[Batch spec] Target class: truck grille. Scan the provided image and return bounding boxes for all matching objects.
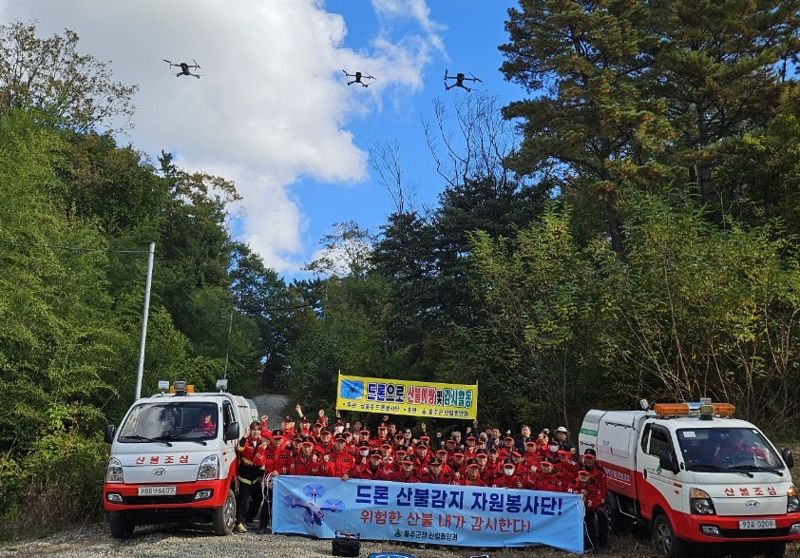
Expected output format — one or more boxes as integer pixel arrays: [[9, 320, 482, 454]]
[[122, 495, 197, 505], [717, 527, 790, 539]]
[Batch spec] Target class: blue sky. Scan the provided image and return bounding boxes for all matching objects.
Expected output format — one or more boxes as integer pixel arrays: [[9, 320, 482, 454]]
[[299, 0, 522, 271], [0, 0, 525, 277]]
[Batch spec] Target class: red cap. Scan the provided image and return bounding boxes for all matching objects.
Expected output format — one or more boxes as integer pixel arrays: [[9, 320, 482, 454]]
[[360, 428, 370, 435]]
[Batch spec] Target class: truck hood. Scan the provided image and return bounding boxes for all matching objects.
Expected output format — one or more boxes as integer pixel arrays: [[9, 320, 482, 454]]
[[111, 442, 223, 484], [686, 471, 792, 516]]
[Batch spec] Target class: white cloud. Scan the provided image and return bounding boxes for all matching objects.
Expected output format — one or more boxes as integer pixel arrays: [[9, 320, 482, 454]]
[[0, 0, 444, 272]]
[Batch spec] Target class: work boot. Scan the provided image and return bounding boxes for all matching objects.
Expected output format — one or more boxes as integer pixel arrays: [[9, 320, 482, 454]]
[[235, 522, 247, 533]]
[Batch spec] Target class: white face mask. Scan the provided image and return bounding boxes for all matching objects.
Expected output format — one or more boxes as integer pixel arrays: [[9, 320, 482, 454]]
[[549, 444, 559, 453], [334, 426, 344, 434], [359, 450, 369, 457], [504, 468, 514, 477]]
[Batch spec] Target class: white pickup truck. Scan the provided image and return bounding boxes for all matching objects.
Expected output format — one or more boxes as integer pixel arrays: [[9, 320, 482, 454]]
[[102, 380, 257, 538], [578, 401, 799, 558]]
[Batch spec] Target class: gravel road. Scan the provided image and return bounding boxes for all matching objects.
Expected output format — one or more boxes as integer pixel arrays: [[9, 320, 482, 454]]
[[2, 522, 798, 557], [0, 522, 651, 558]]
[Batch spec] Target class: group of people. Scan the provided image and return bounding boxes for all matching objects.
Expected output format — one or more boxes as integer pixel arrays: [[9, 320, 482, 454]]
[[234, 407, 609, 550]]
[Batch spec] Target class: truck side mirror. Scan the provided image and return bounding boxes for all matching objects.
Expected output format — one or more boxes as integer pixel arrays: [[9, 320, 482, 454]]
[[225, 422, 239, 442], [104, 424, 116, 444], [782, 447, 794, 469], [659, 451, 679, 474]]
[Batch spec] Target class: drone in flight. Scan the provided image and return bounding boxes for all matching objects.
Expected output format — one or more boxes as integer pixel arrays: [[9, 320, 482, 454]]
[[164, 59, 202, 79], [444, 70, 482, 92], [342, 70, 375, 88]]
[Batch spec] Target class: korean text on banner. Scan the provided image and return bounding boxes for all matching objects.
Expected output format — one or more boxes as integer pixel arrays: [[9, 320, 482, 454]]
[[336, 374, 478, 420], [272, 475, 584, 554]]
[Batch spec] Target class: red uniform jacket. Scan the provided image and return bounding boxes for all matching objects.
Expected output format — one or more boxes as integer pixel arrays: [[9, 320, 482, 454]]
[[529, 471, 566, 492], [418, 467, 454, 485], [456, 475, 486, 487], [326, 450, 358, 477], [351, 463, 384, 480], [383, 469, 419, 483], [493, 473, 525, 489]]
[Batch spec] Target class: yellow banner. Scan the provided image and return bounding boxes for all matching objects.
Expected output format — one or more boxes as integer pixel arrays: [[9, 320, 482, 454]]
[[336, 374, 478, 419]]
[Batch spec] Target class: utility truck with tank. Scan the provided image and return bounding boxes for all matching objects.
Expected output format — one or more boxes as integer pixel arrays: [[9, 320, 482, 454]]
[[102, 380, 258, 538], [579, 400, 799, 558]]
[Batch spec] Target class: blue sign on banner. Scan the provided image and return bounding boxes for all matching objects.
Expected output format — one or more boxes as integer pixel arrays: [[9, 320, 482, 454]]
[[272, 476, 584, 554]]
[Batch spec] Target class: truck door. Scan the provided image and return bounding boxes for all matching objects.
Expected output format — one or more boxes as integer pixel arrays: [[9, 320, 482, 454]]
[[638, 423, 683, 519], [222, 402, 237, 475]]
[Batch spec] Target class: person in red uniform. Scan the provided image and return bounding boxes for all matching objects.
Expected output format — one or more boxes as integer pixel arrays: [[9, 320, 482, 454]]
[[315, 429, 335, 456], [195, 409, 218, 437], [464, 436, 478, 458], [281, 416, 296, 441], [287, 439, 324, 476], [350, 449, 385, 480], [260, 430, 286, 475], [392, 433, 406, 450], [556, 449, 578, 480], [493, 461, 524, 489], [342, 430, 356, 452], [449, 451, 466, 477], [327, 435, 358, 478], [475, 451, 495, 485], [457, 459, 485, 487], [385, 455, 419, 483], [419, 457, 453, 484], [531, 460, 565, 492], [412, 442, 431, 468], [380, 443, 394, 460], [580, 449, 606, 492], [358, 428, 378, 449], [332, 420, 346, 436], [235, 422, 263, 532], [380, 454, 399, 477], [524, 441, 542, 469], [569, 469, 609, 550], [498, 436, 516, 461], [376, 424, 390, 445], [298, 417, 312, 438]]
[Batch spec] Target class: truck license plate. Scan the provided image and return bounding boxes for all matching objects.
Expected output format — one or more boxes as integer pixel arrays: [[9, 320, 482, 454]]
[[138, 486, 176, 496], [738, 519, 776, 530]]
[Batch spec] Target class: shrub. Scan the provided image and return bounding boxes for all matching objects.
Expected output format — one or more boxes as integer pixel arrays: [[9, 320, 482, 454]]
[[1, 433, 108, 537]]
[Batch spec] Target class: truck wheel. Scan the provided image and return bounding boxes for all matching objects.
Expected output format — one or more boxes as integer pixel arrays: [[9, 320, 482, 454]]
[[109, 511, 136, 539], [764, 542, 786, 558], [212, 488, 236, 536], [652, 514, 689, 558]]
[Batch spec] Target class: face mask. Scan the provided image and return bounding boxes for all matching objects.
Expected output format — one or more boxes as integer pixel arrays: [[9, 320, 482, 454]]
[[359, 450, 369, 457], [504, 468, 514, 477], [549, 444, 559, 453], [334, 426, 344, 434]]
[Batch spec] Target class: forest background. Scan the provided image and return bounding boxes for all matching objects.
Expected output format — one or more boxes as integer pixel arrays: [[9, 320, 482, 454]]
[[3, 0, 800, 534]]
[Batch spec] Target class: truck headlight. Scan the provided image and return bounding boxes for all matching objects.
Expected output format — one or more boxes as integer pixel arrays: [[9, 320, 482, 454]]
[[197, 455, 219, 480], [105, 457, 124, 483], [690, 487, 716, 515], [788, 486, 800, 513]]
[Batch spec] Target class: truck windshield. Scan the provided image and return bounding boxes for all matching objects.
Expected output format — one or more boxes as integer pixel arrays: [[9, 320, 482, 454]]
[[118, 401, 219, 443], [676, 428, 784, 473]]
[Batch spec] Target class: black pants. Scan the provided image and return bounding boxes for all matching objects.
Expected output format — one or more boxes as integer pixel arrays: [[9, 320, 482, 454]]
[[585, 507, 609, 549], [236, 478, 262, 523], [258, 485, 273, 527], [246, 482, 264, 522]]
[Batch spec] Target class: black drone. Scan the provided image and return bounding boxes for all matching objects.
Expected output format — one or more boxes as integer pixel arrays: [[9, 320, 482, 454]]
[[164, 59, 202, 79], [342, 70, 375, 88], [444, 69, 481, 92]]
